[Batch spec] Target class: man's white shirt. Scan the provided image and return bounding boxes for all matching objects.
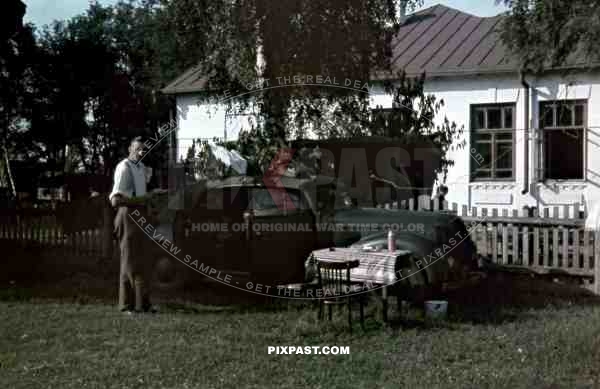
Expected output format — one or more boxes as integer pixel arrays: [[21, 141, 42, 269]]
[[109, 158, 148, 201]]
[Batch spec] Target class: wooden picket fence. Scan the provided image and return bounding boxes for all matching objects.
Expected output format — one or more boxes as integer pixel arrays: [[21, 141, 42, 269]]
[[0, 224, 117, 258], [0, 208, 117, 260], [382, 195, 600, 294], [3, 195, 600, 294]]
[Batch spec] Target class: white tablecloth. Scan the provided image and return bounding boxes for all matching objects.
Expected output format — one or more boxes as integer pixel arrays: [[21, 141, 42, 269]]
[[310, 247, 412, 285]]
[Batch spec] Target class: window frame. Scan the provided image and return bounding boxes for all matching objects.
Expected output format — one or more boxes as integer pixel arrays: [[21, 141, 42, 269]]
[[469, 103, 517, 182], [537, 99, 587, 182]]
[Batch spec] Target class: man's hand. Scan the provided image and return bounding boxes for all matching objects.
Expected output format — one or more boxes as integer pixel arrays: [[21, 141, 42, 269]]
[[127, 196, 148, 206], [111, 194, 148, 208], [110, 195, 122, 208]]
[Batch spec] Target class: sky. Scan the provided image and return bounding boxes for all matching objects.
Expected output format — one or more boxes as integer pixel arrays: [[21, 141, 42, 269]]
[[23, 0, 509, 28]]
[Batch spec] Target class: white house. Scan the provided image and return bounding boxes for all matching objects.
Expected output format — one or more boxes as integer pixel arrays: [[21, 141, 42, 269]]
[[162, 4, 599, 216]]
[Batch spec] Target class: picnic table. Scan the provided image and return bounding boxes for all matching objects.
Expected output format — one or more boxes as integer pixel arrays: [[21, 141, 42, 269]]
[[310, 247, 414, 321]]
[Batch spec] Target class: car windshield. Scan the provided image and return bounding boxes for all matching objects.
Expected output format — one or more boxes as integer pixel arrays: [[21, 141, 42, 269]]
[[249, 188, 307, 210], [198, 187, 308, 211], [202, 188, 247, 210]]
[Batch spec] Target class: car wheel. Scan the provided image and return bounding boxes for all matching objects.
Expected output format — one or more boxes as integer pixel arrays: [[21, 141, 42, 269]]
[[152, 255, 186, 291], [392, 234, 451, 303]]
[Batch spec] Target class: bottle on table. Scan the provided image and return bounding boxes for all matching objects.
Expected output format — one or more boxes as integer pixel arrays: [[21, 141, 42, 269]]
[[388, 229, 395, 252]]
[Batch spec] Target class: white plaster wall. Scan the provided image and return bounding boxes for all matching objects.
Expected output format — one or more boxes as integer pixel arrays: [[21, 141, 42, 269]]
[[175, 95, 258, 161], [369, 84, 394, 109], [176, 95, 225, 161], [176, 93, 336, 160]]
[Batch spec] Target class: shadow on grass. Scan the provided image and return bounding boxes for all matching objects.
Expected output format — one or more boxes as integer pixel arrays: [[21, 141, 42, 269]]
[[353, 271, 600, 331], [441, 272, 600, 325], [2, 246, 600, 331]]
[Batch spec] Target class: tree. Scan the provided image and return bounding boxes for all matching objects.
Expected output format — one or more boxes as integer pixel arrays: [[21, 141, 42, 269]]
[[253, 0, 426, 162], [165, 0, 465, 192], [499, 0, 600, 73], [33, 0, 174, 177], [29, 0, 462, 195], [0, 0, 35, 196], [373, 72, 465, 187], [170, 0, 428, 170]]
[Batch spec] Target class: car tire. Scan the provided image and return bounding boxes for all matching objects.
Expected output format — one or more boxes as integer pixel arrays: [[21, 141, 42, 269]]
[[152, 255, 186, 291], [391, 233, 451, 304]]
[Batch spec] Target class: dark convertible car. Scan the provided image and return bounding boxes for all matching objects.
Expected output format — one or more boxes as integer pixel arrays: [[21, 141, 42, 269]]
[[149, 174, 481, 301]]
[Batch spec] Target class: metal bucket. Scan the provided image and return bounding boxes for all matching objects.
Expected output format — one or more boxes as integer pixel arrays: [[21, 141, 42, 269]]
[[424, 300, 448, 321]]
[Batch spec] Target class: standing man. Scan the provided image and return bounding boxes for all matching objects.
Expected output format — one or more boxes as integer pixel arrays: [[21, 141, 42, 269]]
[[110, 136, 155, 313]]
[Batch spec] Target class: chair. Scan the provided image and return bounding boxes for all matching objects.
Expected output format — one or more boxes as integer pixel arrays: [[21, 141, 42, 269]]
[[316, 259, 365, 332]]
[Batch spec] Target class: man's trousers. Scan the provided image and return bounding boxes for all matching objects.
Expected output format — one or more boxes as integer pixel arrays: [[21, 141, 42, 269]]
[[114, 206, 153, 311]]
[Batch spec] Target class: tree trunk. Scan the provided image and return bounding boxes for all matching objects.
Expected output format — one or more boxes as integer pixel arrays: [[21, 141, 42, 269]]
[[64, 143, 71, 174], [77, 141, 92, 173], [2, 142, 16, 197]]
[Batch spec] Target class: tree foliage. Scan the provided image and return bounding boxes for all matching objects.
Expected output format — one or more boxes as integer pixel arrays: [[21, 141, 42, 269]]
[[0, 0, 35, 195], [33, 1, 175, 177], [179, 0, 461, 172], [499, 0, 600, 73], [166, 0, 463, 187], [375, 72, 466, 184], [12, 0, 464, 196]]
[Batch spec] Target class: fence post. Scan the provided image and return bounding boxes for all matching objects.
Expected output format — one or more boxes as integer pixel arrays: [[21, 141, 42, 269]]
[[418, 195, 430, 211], [481, 209, 488, 257], [595, 231, 600, 295]]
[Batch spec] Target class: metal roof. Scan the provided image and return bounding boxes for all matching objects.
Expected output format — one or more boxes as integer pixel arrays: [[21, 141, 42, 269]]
[[372, 4, 518, 79], [161, 63, 210, 95], [376, 3, 594, 79]]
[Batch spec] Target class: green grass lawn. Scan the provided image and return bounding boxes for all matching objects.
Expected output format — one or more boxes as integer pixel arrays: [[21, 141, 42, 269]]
[[1, 276, 600, 389]]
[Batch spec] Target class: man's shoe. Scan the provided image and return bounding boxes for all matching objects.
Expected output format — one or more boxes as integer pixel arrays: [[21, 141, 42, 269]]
[[132, 305, 157, 314], [143, 304, 158, 313]]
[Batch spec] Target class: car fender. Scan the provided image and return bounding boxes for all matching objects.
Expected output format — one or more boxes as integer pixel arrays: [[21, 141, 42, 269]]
[[350, 232, 453, 287]]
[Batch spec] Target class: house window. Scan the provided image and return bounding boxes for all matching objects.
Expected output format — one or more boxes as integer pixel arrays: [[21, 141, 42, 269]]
[[538, 100, 586, 180], [470, 104, 516, 181]]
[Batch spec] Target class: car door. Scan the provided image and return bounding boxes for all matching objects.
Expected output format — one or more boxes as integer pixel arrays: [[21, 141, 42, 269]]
[[248, 187, 315, 285], [185, 187, 250, 273]]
